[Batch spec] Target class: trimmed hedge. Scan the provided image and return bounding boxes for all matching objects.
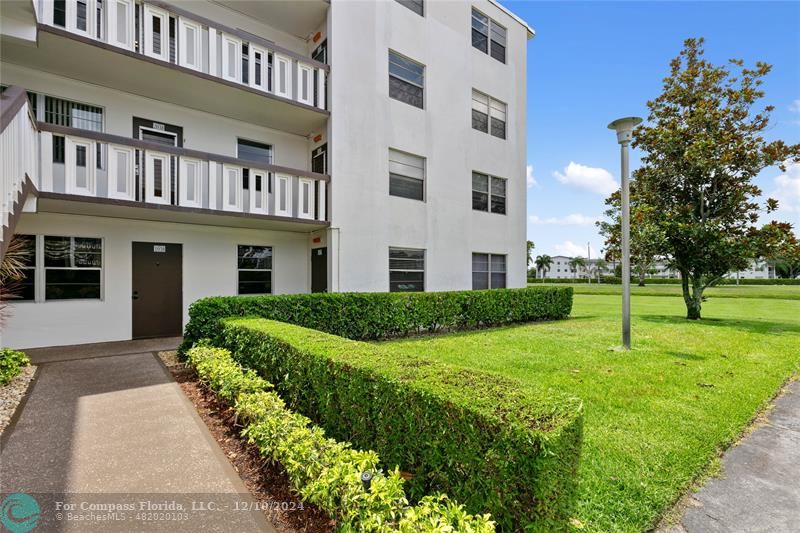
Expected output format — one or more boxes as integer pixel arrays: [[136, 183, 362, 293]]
[[0, 348, 29, 385], [214, 318, 584, 531], [181, 287, 573, 353], [528, 277, 800, 285], [186, 344, 495, 532]]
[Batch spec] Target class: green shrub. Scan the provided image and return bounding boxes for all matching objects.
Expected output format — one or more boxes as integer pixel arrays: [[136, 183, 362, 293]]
[[186, 344, 495, 532], [181, 287, 573, 354], [215, 318, 583, 531], [0, 348, 30, 385]]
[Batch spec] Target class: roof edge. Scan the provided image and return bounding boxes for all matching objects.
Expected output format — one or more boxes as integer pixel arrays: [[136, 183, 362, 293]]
[[487, 0, 536, 39]]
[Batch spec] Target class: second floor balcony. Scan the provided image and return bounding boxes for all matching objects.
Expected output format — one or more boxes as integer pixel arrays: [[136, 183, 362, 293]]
[[2, 0, 329, 136]]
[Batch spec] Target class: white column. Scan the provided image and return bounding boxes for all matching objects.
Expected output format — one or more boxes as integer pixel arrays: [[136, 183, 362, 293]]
[[40, 131, 53, 192], [208, 27, 217, 76], [207, 160, 217, 209]]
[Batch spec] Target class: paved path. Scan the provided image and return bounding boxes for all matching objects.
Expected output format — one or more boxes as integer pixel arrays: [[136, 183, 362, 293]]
[[667, 380, 800, 533], [1, 342, 273, 532]]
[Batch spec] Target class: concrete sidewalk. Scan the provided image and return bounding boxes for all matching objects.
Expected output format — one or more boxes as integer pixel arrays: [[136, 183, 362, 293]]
[[0, 344, 273, 532], [667, 380, 800, 533]]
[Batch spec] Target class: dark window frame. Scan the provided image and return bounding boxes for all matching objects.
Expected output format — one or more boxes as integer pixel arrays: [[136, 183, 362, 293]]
[[43, 235, 103, 301], [237, 245, 273, 295], [389, 247, 425, 292]]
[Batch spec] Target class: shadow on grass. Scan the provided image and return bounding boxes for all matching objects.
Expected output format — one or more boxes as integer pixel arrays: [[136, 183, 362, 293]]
[[639, 314, 800, 335]]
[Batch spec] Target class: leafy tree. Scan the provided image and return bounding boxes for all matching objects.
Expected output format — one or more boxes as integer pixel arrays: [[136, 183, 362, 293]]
[[568, 257, 586, 279], [633, 38, 800, 319], [759, 221, 800, 278], [534, 255, 552, 283], [593, 258, 609, 282], [526, 240, 535, 267], [597, 183, 665, 286]]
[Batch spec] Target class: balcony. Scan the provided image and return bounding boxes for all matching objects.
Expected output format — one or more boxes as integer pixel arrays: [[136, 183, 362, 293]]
[[1, 0, 329, 136], [33, 122, 329, 232]]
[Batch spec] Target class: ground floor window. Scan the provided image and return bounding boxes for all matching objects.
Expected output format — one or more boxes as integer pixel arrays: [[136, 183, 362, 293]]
[[10, 235, 37, 301], [44, 236, 103, 300], [472, 253, 506, 289], [389, 247, 425, 292], [237, 245, 272, 295]]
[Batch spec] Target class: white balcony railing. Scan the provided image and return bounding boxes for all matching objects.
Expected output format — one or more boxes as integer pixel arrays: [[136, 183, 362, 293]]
[[37, 0, 328, 111], [1, 87, 38, 234], [37, 124, 329, 223]]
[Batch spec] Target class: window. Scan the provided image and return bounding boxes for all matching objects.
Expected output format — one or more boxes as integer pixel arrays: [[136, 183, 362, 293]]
[[472, 253, 506, 289], [14, 235, 37, 301], [389, 149, 425, 201], [472, 90, 506, 139], [389, 50, 424, 109], [395, 0, 423, 16], [237, 139, 273, 165], [471, 8, 506, 63], [54, 0, 66, 27], [237, 245, 272, 294], [472, 172, 506, 214], [44, 236, 102, 300], [389, 247, 424, 292], [43, 94, 104, 166]]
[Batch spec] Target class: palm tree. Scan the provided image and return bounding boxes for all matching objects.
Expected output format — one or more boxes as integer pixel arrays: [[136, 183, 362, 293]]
[[534, 255, 552, 283], [568, 257, 587, 280], [0, 236, 33, 327], [594, 258, 608, 282]]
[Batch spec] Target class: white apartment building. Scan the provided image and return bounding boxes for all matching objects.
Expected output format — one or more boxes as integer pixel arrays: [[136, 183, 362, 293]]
[[0, 0, 533, 348]]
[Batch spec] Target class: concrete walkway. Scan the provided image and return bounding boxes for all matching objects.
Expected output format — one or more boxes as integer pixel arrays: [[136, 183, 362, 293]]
[[1, 341, 273, 532], [667, 380, 800, 533]]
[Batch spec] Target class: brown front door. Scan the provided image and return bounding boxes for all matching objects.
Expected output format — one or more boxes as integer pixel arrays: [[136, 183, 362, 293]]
[[311, 247, 327, 293], [132, 242, 183, 339]]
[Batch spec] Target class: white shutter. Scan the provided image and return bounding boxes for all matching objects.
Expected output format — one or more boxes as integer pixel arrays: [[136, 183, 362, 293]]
[[250, 170, 268, 214], [249, 45, 268, 91], [145, 151, 171, 204], [143, 5, 169, 62], [222, 165, 243, 211], [297, 63, 313, 106], [66, 0, 95, 38], [298, 178, 314, 219], [274, 54, 292, 99], [179, 157, 203, 207], [274, 174, 291, 217], [106, 0, 133, 49], [65, 137, 96, 196], [107, 145, 134, 200], [221, 34, 241, 83], [179, 17, 202, 71], [316, 67, 326, 109]]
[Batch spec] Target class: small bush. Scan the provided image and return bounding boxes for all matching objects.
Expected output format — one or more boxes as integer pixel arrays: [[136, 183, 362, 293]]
[[186, 344, 495, 532], [181, 287, 573, 353], [215, 318, 583, 531], [0, 348, 29, 385]]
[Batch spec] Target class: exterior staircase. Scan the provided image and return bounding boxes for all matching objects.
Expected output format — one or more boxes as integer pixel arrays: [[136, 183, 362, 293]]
[[0, 86, 38, 262]]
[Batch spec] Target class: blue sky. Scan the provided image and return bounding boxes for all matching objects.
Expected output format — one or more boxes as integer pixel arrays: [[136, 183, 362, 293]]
[[502, 0, 800, 259]]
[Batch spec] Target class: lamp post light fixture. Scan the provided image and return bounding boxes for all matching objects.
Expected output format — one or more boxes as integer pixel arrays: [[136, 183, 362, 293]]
[[607, 116, 642, 350]]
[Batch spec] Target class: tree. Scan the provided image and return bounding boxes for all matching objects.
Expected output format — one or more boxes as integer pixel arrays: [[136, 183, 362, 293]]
[[534, 255, 552, 282], [759, 221, 800, 278], [526, 240, 535, 267], [593, 258, 609, 282], [633, 38, 800, 319], [596, 182, 665, 286], [568, 257, 586, 280]]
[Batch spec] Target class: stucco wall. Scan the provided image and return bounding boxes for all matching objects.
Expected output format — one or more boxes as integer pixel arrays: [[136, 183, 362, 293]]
[[328, 0, 529, 291], [5, 212, 311, 349]]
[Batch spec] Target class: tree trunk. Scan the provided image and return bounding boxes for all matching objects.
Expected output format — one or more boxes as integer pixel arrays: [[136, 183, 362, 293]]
[[681, 273, 703, 320], [638, 268, 646, 287]]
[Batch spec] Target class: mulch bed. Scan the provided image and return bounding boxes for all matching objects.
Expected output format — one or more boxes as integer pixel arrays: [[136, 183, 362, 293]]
[[168, 362, 335, 533], [0, 365, 36, 436]]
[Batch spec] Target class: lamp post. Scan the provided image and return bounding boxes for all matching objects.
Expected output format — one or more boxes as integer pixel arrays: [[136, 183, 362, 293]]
[[607, 117, 642, 350]]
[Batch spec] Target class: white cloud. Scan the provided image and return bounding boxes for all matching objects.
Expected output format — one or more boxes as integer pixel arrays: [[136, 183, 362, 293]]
[[770, 161, 800, 222], [529, 213, 599, 226], [526, 164, 537, 188], [789, 99, 800, 113], [553, 162, 618, 196], [553, 240, 594, 258]]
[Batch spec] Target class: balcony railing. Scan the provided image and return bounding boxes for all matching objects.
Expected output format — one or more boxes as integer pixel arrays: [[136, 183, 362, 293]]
[[36, 0, 328, 111], [36, 123, 329, 223], [1, 87, 39, 257]]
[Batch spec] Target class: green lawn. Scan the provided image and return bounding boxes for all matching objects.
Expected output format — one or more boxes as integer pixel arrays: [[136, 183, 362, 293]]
[[378, 292, 800, 531], [528, 282, 800, 300]]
